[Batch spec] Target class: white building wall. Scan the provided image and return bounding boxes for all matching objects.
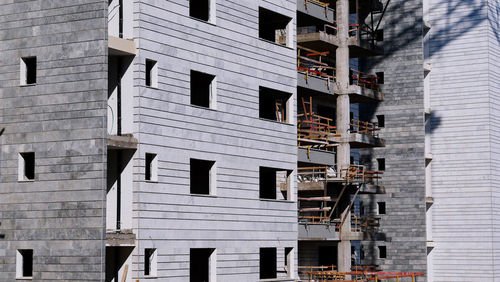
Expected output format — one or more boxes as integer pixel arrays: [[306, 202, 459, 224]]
[[429, 0, 495, 280], [132, 0, 298, 280]]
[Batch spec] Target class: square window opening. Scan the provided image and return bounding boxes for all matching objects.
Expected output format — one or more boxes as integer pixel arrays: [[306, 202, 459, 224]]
[[259, 7, 292, 47], [378, 246, 387, 259], [21, 57, 37, 85], [146, 59, 158, 88], [190, 159, 216, 195], [191, 70, 217, 109], [19, 152, 35, 181], [16, 249, 33, 278], [189, 0, 213, 22], [144, 248, 157, 277], [376, 115, 385, 128], [259, 167, 292, 200], [260, 248, 277, 279], [377, 202, 386, 215], [259, 87, 291, 123], [190, 248, 216, 282], [145, 153, 158, 182], [377, 158, 385, 171]]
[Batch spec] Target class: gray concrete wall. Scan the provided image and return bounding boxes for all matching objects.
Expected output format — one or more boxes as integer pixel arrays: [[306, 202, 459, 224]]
[[132, 0, 298, 280], [359, 0, 428, 276], [0, 0, 108, 281]]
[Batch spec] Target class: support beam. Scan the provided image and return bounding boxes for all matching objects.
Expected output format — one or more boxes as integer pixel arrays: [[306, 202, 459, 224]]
[[336, 0, 352, 273]]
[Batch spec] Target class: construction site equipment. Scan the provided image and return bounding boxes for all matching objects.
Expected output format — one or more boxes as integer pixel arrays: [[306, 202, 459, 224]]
[[299, 270, 425, 282], [350, 119, 380, 137], [297, 165, 382, 185], [350, 69, 380, 92], [298, 45, 336, 82], [298, 97, 340, 151]]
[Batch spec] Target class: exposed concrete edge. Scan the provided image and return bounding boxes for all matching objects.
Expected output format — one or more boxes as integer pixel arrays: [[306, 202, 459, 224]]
[[107, 134, 138, 150], [109, 36, 137, 56]]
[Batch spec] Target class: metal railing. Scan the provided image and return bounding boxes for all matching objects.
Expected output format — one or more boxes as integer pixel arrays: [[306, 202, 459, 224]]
[[350, 119, 380, 137]]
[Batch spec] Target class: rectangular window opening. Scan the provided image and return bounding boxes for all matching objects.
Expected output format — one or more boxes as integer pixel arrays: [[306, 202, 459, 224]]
[[377, 202, 386, 215], [375, 29, 384, 42], [145, 153, 158, 182], [376, 115, 385, 128], [378, 246, 387, 259], [21, 57, 37, 85], [190, 159, 216, 195], [259, 87, 291, 123], [260, 248, 277, 279], [376, 72, 384, 85], [19, 152, 35, 181], [190, 248, 216, 282], [16, 249, 33, 278], [259, 7, 292, 46], [191, 70, 217, 109], [259, 167, 292, 200], [146, 59, 158, 88], [190, 0, 212, 22], [144, 248, 157, 277], [377, 158, 385, 171]]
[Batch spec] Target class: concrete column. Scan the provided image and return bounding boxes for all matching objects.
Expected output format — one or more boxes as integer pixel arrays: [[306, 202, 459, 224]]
[[336, 0, 352, 274]]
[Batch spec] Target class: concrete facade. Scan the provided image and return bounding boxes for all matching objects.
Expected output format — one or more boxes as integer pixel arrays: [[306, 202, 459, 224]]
[[359, 0, 428, 276], [0, 1, 108, 281], [4, 0, 500, 281]]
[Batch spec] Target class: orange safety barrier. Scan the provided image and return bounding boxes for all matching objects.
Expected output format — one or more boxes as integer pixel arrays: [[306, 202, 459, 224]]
[[351, 69, 380, 91], [350, 119, 380, 137]]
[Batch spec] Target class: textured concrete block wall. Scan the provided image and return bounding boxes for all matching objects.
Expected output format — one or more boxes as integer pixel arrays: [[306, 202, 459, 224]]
[[0, 1, 108, 281], [132, 0, 298, 281], [359, 0, 427, 276]]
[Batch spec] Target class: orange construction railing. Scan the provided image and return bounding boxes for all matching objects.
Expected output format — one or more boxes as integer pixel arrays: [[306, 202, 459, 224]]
[[350, 119, 380, 137], [351, 69, 380, 91]]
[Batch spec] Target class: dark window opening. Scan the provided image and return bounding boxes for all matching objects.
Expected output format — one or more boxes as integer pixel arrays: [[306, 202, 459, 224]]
[[376, 72, 384, 85], [259, 87, 291, 122], [190, 248, 214, 282], [377, 158, 385, 171], [191, 70, 215, 108], [146, 59, 156, 87], [21, 152, 35, 180], [19, 249, 33, 277], [190, 0, 210, 21], [190, 159, 215, 195], [376, 115, 385, 128], [377, 202, 386, 215], [259, 7, 291, 46], [145, 153, 156, 181], [259, 167, 291, 200], [378, 246, 387, 259], [318, 246, 337, 267], [317, 105, 335, 121], [375, 29, 384, 41], [144, 248, 156, 276], [22, 57, 37, 85], [260, 248, 277, 279]]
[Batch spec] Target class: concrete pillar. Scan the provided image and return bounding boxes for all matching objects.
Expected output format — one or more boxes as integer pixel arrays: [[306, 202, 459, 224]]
[[336, 0, 352, 274]]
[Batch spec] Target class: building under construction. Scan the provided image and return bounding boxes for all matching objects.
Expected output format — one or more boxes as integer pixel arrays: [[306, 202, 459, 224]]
[[0, 0, 499, 281]]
